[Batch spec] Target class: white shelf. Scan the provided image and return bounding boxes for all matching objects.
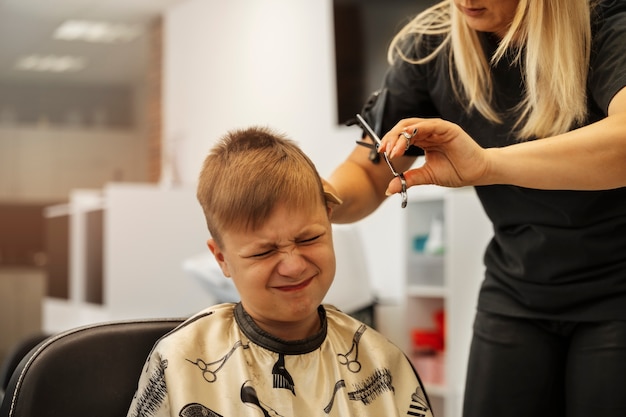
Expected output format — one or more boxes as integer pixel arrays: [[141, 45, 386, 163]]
[[408, 253, 444, 287], [404, 187, 492, 417], [424, 383, 448, 398], [407, 284, 448, 298]]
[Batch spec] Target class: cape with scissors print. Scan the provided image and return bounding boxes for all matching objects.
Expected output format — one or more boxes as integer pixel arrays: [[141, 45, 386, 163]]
[[126, 302, 432, 417]]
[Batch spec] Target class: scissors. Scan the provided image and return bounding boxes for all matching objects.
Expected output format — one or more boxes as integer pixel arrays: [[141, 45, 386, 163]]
[[355, 114, 408, 208], [187, 340, 248, 382], [337, 324, 367, 373]]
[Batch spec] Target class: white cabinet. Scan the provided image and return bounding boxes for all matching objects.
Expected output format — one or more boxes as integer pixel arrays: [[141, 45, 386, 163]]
[[403, 186, 492, 417], [41, 184, 213, 333]]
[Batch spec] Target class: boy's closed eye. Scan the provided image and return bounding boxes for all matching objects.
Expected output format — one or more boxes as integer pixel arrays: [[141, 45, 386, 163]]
[[246, 234, 324, 258], [249, 249, 274, 258], [297, 234, 323, 245]]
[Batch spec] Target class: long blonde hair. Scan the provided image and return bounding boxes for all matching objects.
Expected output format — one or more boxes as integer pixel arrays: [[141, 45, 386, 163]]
[[389, 0, 593, 140]]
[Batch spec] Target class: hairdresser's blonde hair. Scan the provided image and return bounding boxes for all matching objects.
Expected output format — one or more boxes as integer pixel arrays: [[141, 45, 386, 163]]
[[197, 126, 326, 248], [389, 0, 594, 140]]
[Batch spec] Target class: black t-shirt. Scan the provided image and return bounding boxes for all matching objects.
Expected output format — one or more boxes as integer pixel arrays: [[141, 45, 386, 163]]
[[376, 0, 626, 320]]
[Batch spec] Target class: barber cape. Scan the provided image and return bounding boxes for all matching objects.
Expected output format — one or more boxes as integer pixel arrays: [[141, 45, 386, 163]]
[[127, 303, 432, 417]]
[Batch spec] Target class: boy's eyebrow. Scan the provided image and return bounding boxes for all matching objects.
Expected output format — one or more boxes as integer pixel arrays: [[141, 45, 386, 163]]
[[239, 225, 327, 251]]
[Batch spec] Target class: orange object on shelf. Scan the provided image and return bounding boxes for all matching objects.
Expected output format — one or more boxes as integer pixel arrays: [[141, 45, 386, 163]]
[[411, 309, 445, 352], [412, 329, 444, 351], [411, 309, 446, 386], [434, 309, 445, 335]]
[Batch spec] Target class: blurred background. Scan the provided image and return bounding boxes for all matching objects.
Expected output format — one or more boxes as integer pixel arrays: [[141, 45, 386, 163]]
[[0, 0, 433, 360], [1, 3, 495, 416]]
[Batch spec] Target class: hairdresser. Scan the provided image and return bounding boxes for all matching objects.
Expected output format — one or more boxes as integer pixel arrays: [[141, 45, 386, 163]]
[[327, 1, 626, 416]]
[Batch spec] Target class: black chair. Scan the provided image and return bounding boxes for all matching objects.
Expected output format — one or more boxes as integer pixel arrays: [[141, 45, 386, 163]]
[[0, 318, 185, 417], [0, 332, 50, 398]]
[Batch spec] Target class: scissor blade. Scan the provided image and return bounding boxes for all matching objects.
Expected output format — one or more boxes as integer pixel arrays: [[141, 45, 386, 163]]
[[356, 114, 382, 147]]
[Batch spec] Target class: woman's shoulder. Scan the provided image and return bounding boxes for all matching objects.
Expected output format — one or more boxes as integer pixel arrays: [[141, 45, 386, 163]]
[[593, 0, 626, 25], [389, 2, 451, 61], [391, 29, 449, 63], [596, 0, 626, 14]]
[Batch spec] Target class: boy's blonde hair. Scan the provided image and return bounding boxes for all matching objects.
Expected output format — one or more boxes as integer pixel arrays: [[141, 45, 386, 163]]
[[197, 126, 326, 247], [389, 0, 595, 140]]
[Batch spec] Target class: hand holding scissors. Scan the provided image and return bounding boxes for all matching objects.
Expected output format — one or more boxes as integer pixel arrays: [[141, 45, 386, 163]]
[[355, 114, 412, 208]]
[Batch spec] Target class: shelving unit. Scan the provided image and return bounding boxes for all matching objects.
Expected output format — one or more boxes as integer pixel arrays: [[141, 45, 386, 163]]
[[403, 185, 492, 417]]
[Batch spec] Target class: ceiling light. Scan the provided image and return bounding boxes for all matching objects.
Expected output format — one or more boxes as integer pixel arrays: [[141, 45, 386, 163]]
[[54, 20, 142, 43], [15, 55, 86, 73]]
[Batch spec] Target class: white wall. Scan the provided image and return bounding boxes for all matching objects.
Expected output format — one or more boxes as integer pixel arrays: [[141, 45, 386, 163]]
[[163, 0, 406, 301], [104, 183, 212, 320], [163, 0, 352, 181]]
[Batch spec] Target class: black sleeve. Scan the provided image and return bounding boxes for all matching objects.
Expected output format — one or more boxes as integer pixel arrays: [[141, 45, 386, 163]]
[[589, 0, 626, 113], [353, 34, 445, 157]]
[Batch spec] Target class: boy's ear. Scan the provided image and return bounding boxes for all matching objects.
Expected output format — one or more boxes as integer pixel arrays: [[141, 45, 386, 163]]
[[207, 238, 231, 277], [323, 182, 343, 208], [322, 182, 342, 220]]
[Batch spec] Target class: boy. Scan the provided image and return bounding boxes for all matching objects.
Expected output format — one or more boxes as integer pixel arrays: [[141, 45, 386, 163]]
[[127, 127, 432, 417]]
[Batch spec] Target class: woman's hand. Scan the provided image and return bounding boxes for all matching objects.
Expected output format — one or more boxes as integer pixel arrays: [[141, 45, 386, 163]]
[[379, 118, 491, 194]]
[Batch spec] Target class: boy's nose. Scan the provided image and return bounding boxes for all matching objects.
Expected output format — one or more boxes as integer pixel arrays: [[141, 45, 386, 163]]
[[276, 249, 308, 278]]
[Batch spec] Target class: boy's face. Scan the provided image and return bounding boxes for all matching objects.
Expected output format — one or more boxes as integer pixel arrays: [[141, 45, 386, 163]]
[[208, 201, 335, 340]]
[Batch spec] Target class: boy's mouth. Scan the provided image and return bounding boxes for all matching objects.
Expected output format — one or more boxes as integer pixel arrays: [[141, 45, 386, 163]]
[[275, 278, 313, 292]]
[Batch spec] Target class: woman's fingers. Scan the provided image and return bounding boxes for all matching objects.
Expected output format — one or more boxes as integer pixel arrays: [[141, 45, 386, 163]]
[[385, 166, 436, 195], [379, 118, 422, 156], [381, 118, 489, 194], [381, 118, 460, 158]]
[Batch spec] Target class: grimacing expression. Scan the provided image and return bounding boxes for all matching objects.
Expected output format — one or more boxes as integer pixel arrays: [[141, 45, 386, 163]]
[[208, 202, 335, 340]]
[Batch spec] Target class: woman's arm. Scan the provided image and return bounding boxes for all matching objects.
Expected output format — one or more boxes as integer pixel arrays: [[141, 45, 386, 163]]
[[326, 142, 418, 224], [381, 86, 626, 193]]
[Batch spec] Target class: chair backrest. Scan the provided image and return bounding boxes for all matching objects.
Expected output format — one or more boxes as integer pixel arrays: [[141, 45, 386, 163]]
[[0, 318, 185, 417], [0, 332, 50, 396]]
